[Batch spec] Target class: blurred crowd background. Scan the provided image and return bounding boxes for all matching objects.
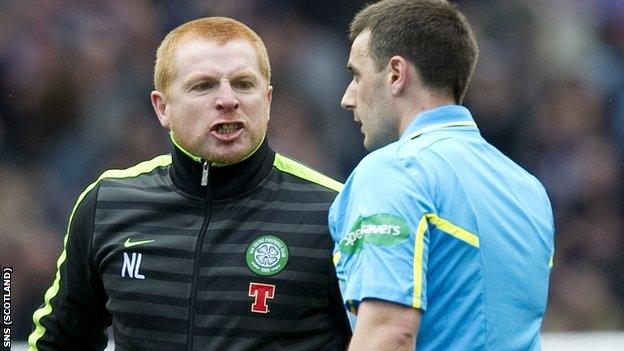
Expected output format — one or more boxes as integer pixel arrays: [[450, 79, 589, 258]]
[[1, 0, 623, 340]]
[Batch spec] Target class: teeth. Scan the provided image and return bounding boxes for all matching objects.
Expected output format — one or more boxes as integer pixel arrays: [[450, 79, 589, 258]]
[[217, 123, 238, 134]]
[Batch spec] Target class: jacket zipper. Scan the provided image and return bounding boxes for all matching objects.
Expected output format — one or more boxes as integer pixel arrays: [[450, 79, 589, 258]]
[[188, 160, 210, 351], [200, 161, 209, 186]]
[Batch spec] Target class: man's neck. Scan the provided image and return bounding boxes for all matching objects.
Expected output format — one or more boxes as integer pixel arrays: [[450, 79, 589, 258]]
[[398, 94, 455, 135]]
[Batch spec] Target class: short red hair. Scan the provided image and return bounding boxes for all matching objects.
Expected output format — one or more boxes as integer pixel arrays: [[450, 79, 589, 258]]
[[154, 17, 271, 94]]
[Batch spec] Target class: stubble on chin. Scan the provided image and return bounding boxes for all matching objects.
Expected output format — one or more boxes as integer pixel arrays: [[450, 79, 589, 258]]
[[204, 140, 256, 165]]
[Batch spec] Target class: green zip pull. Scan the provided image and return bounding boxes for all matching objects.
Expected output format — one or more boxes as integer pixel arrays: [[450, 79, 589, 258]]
[[201, 161, 209, 186]]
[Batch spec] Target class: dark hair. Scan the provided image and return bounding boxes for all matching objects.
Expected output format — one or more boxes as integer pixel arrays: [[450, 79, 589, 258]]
[[350, 0, 478, 103]]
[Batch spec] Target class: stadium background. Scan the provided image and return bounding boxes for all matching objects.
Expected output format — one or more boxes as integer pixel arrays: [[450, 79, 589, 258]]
[[1, 0, 624, 347]]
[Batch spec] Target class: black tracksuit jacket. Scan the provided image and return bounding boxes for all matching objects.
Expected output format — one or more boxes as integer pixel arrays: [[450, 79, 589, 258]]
[[29, 139, 351, 350]]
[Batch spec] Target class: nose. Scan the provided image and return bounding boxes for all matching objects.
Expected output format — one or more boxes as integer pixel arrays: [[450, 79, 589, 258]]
[[216, 83, 240, 112], [341, 80, 356, 110]]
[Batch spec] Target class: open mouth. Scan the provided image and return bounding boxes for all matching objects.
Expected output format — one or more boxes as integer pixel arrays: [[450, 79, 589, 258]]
[[210, 122, 244, 141], [215, 123, 242, 135]]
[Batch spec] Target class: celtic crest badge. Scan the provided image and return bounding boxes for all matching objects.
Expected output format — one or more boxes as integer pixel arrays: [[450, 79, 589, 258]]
[[246, 235, 289, 276]]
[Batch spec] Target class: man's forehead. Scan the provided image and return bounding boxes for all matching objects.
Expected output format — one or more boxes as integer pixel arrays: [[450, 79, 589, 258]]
[[349, 31, 372, 63], [176, 37, 256, 61], [174, 37, 261, 76]]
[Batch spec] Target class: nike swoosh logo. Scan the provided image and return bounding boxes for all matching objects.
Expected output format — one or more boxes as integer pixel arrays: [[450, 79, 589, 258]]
[[124, 238, 155, 248]]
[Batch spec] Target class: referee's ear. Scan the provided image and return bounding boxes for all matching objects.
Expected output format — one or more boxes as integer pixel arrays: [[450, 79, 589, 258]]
[[151, 90, 170, 129], [388, 56, 409, 96]]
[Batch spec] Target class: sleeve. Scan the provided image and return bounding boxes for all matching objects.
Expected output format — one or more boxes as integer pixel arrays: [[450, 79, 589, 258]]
[[329, 149, 435, 312], [28, 183, 111, 351]]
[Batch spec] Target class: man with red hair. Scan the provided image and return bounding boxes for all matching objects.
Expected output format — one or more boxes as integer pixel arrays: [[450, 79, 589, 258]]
[[29, 17, 350, 351]]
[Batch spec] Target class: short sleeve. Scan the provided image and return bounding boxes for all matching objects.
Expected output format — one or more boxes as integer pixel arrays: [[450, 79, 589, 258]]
[[328, 147, 435, 312]]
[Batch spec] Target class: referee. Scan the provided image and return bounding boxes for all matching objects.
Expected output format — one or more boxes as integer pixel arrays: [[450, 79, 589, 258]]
[[330, 0, 554, 350]]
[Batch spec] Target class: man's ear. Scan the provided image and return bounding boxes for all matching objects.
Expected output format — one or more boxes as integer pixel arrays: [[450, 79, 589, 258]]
[[150, 90, 170, 128], [388, 56, 409, 96], [266, 85, 273, 121], [267, 85, 273, 104]]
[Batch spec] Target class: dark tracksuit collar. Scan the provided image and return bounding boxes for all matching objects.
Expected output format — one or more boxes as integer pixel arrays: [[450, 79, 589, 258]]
[[169, 138, 275, 200]]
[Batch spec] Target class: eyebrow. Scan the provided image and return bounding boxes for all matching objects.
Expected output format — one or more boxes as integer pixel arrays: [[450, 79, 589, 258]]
[[347, 63, 359, 75], [182, 75, 216, 90], [231, 72, 258, 81], [184, 70, 259, 86], [184, 73, 216, 83]]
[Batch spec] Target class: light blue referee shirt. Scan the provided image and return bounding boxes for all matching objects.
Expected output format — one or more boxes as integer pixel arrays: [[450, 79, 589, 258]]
[[329, 105, 554, 350]]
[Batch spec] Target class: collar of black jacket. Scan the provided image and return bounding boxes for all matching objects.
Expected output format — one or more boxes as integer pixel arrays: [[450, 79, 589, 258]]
[[169, 138, 275, 200]]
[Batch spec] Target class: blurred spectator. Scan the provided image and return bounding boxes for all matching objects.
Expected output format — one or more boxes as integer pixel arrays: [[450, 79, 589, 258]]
[[0, 165, 60, 339]]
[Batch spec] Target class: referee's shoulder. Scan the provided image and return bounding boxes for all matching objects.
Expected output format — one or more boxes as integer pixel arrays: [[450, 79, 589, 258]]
[[357, 141, 405, 172]]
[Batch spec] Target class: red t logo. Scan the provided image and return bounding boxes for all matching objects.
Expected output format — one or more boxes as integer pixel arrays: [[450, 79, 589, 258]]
[[248, 282, 276, 313]]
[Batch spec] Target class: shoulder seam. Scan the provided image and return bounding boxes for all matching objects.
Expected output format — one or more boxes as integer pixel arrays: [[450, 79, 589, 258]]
[[273, 153, 343, 192], [98, 154, 172, 182]]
